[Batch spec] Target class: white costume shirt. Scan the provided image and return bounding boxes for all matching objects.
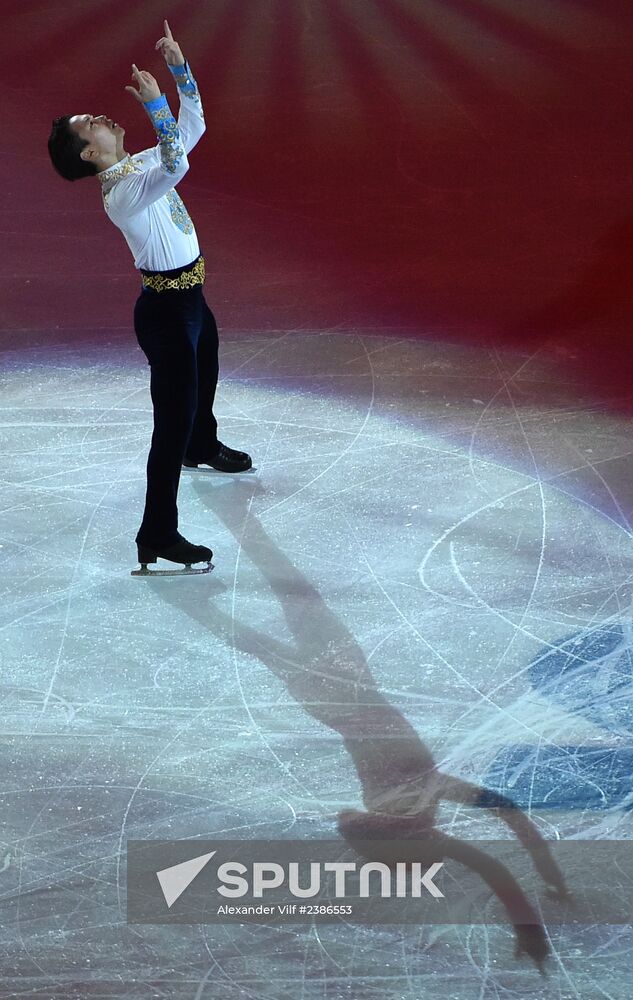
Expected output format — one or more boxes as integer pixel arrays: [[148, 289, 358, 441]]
[[98, 62, 205, 272]]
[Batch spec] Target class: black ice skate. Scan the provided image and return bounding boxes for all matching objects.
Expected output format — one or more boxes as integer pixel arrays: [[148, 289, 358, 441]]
[[131, 534, 214, 577], [183, 442, 254, 474]]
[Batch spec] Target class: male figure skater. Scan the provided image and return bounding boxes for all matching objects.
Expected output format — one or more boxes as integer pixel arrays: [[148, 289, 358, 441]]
[[47, 21, 252, 574]]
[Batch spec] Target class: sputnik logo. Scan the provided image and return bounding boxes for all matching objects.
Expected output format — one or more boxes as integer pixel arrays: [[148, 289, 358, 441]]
[[156, 850, 216, 908], [154, 849, 446, 906]]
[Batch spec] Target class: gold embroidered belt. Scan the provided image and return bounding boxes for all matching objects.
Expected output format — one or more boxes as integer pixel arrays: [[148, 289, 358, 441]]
[[140, 255, 205, 292]]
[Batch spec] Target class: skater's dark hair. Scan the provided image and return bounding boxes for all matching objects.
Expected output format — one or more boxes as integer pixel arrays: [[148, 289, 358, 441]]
[[48, 116, 98, 181]]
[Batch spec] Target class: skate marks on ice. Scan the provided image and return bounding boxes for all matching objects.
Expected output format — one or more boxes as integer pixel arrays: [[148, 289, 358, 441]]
[[484, 623, 633, 811], [414, 434, 633, 823], [529, 623, 633, 740], [146, 477, 569, 973], [4, 331, 633, 994]]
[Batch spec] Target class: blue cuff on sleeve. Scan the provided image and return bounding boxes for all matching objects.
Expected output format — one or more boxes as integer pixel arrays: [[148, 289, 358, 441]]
[[142, 94, 184, 174], [143, 94, 168, 114], [168, 61, 199, 99]]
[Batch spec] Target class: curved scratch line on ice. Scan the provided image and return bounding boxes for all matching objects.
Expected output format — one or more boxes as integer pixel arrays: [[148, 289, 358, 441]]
[[261, 336, 377, 517], [342, 509, 550, 746], [418, 479, 536, 590], [485, 352, 547, 674], [39, 383, 147, 720], [467, 348, 542, 494]]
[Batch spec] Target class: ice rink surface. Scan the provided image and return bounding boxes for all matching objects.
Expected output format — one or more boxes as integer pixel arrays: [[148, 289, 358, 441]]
[[2, 326, 633, 997]]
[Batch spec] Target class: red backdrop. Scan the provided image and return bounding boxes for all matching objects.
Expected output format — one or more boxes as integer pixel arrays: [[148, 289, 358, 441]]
[[3, 0, 633, 398]]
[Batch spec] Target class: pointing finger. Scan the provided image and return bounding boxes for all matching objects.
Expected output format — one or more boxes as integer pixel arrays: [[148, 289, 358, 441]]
[[164, 19, 173, 39]]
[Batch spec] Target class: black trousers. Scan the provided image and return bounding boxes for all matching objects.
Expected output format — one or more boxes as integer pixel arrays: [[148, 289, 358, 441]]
[[134, 283, 219, 548]]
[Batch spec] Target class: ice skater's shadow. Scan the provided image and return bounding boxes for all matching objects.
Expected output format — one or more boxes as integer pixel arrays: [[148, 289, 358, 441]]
[[150, 478, 570, 971]]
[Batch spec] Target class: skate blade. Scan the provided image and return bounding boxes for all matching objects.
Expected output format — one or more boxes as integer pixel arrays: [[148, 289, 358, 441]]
[[131, 561, 214, 578], [182, 464, 257, 475]]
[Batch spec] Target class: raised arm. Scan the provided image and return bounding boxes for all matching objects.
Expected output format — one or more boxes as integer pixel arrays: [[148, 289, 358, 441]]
[[156, 20, 205, 154], [113, 63, 189, 215]]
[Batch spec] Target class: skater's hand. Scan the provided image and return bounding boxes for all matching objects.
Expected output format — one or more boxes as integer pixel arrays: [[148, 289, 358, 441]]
[[155, 20, 185, 66], [125, 65, 162, 103]]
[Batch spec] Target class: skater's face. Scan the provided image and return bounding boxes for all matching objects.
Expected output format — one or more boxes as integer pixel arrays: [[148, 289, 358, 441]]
[[68, 114, 125, 167]]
